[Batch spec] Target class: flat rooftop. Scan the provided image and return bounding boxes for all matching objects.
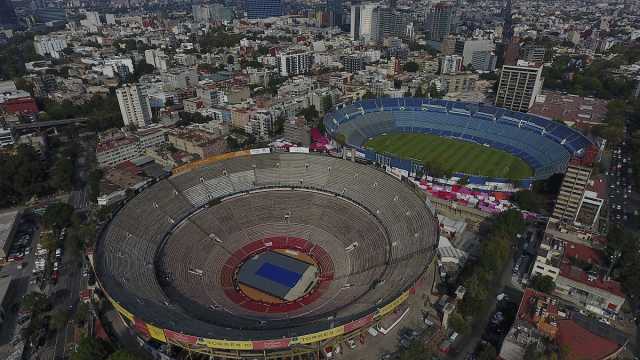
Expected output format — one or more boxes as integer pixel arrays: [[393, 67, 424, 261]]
[[530, 91, 608, 129]]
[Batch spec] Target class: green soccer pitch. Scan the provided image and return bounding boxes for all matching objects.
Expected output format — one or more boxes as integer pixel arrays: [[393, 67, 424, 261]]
[[364, 133, 534, 179]]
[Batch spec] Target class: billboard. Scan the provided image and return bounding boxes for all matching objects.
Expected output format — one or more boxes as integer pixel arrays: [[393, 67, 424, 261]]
[[106, 285, 414, 350], [250, 148, 271, 155], [197, 338, 253, 350], [289, 146, 310, 153]]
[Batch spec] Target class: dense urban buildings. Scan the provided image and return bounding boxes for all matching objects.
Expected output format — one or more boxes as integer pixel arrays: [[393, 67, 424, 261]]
[[425, 2, 455, 42], [116, 85, 153, 128], [326, 0, 343, 28], [246, 0, 282, 19]]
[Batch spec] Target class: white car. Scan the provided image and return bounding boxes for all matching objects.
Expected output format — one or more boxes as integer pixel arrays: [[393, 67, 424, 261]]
[[346, 339, 357, 349]]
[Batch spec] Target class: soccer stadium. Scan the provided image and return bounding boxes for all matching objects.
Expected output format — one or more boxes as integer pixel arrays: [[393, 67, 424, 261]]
[[94, 152, 438, 359], [324, 98, 595, 181]]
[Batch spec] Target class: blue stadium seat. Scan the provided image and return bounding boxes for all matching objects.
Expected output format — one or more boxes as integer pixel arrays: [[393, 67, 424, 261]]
[[324, 98, 594, 180]]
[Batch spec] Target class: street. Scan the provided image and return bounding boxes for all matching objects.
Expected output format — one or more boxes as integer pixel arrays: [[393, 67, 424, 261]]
[[36, 135, 94, 360]]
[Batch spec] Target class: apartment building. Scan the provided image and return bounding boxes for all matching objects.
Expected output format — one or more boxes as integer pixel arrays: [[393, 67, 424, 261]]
[[277, 51, 314, 77], [549, 164, 592, 225], [495, 60, 544, 112], [440, 73, 478, 94], [96, 137, 141, 168], [96, 128, 167, 168], [440, 55, 463, 74], [34, 35, 67, 59], [426, 2, 456, 42], [471, 50, 497, 72], [116, 85, 153, 128], [530, 235, 563, 281], [530, 233, 625, 315], [245, 110, 277, 140], [283, 116, 310, 146], [0, 127, 14, 147]]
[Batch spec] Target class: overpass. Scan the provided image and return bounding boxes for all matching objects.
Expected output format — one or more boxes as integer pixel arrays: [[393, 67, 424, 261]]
[[11, 117, 89, 130]]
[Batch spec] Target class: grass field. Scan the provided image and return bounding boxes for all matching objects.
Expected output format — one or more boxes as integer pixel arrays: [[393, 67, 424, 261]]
[[364, 133, 534, 179]]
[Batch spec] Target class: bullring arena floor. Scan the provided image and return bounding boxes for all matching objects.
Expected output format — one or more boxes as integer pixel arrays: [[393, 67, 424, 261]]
[[94, 152, 438, 359]]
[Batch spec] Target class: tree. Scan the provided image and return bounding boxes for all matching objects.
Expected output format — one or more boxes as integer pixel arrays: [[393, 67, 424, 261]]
[[75, 302, 90, 325], [266, 76, 286, 96], [198, 28, 244, 52], [458, 175, 470, 186], [414, 85, 424, 98], [40, 232, 59, 252], [320, 95, 333, 113], [51, 310, 70, 330], [448, 311, 470, 334], [512, 190, 543, 212], [42, 94, 123, 132], [398, 340, 431, 360], [524, 343, 544, 360], [226, 136, 240, 151], [70, 336, 112, 360], [42, 202, 74, 231], [50, 157, 74, 192], [479, 72, 499, 81], [108, 350, 141, 360], [0, 33, 43, 79], [88, 169, 103, 203], [477, 345, 498, 360], [335, 133, 346, 147], [403, 61, 419, 73], [423, 160, 449, 178], [297, 106, 319, 123], [131, 60, 155, 82], [592, 124, 624, 144], [459, 209, 525, 318], [559, 344, 572, 360], [531, 275, 556, 293], [0, 144, 49, 208], [21, 292, 49, 313]]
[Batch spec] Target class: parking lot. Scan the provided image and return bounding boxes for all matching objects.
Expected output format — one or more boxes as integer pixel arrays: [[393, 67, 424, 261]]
[[0, 213, 41, 359], [0, 213, 74, 359]]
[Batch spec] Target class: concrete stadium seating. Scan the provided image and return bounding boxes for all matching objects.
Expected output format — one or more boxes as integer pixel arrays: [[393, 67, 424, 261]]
[[95, 153, 437, 341]]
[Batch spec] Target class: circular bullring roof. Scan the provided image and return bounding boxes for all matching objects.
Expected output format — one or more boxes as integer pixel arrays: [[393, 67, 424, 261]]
[[95, 153, 437, 343], [324, 98, 593, 180]]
